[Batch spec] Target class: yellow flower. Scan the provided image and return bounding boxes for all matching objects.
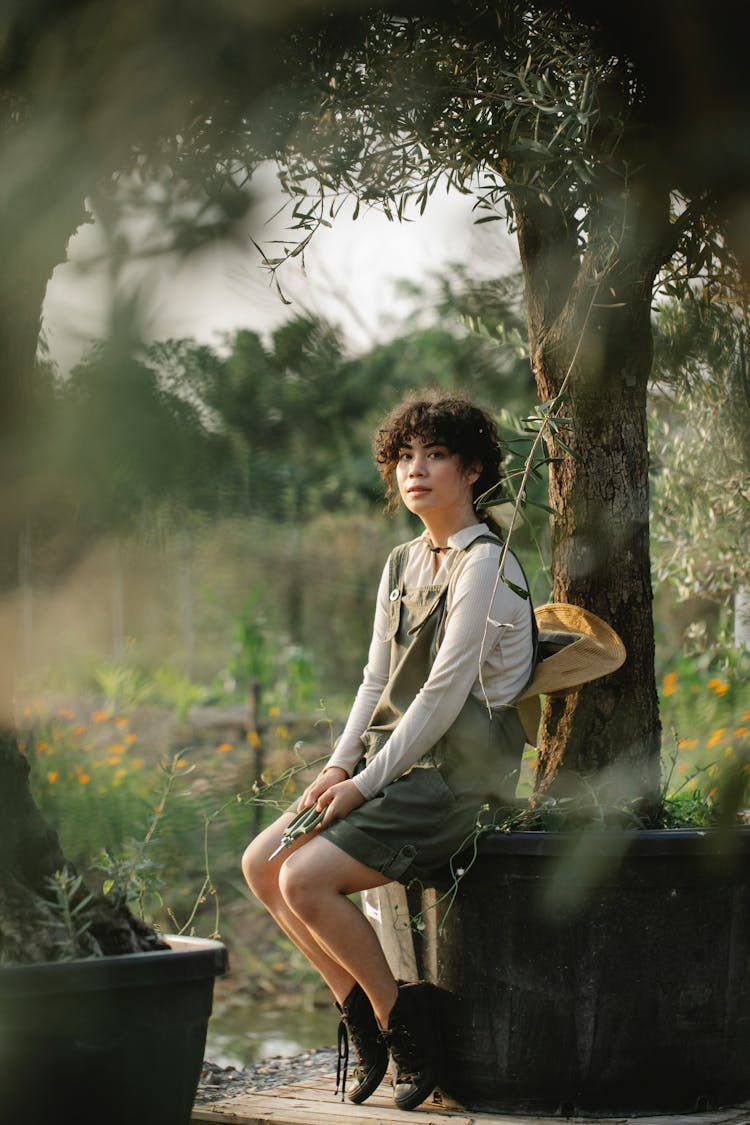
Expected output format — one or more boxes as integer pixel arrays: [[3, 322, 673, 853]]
[[707, 678, 729, 696], [725, 745, 737, 758], [662, 671, 679, 697], [108, 743, 126, 756], [268, 705, 281, 718], [707, 728, 726, 748], [176, 759, 189, 770], [677, 738, 698, 750], [130, 758, 144, 769], [274, 725, 289, 740], [247, 730, 261, 749], [108, 756, 122, 766], [47, 770, 59, 784], [742, 711, 750, 722], [78, 773, 91, 785], [707, 765, 719, 778], [114, 767, 127, 782], [217, 742, 234, 753]]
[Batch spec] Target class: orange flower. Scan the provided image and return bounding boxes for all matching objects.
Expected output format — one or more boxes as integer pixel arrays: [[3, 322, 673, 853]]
[[57, 707, 75, 720], [78, 773, 91, 785], [676, 762, 689, 774], [73, 724, 86, 737], [91, 710, 109, 723], [108, 743, 126, 756], [115, 717, 129, 728], [677, 738, 698, 750], [36, 740, 49, 753], [217, 742, 234, 753], [733, 727, 749, 739], [707, 728, 726, 748], [47, 770, 59, 784], [662, 672, 678, 697], [707, 678, 729, 696], [247, 730, 261, 748], [124, 733, 137, 744], [130, 758, 144, 769]]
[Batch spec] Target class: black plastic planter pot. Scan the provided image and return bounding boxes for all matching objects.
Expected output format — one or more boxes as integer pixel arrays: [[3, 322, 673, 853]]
[[363, 827, 750, 1117], [0, 934, 227, 1125]]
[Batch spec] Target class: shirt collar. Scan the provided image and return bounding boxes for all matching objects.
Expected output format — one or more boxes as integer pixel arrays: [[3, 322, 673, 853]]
[[420, 523, 498, 552]]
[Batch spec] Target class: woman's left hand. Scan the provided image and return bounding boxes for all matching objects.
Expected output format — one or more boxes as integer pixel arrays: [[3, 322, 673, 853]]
[[316, 778, 365, 825]]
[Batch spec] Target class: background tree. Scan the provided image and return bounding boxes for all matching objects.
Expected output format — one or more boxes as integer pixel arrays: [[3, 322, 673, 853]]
[[650, 293, 750, 617]]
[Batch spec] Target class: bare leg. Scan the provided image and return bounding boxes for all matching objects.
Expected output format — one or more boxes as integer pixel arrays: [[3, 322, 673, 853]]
[[278, 836, 399, 1028], [242, 813, 359, 1004], [243, 815, 398, 1024]]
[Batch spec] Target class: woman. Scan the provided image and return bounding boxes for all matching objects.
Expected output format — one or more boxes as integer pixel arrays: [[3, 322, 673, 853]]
[[242, 391, 535, 1112]]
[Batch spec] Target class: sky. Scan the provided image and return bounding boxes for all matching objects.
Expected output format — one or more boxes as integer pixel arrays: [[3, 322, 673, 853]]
[[42, 164, 518, 371]]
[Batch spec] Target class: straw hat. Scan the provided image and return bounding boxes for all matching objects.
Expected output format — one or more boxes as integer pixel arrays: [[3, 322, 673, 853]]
[[516, 603, 626, 745]]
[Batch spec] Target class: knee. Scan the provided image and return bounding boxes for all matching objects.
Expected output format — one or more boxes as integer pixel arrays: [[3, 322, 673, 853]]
[[241, 838, 277, 904], [278, 855, 322, 923]]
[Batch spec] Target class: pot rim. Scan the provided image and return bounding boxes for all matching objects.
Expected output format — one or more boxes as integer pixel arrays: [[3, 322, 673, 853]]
[[475, 824, 750, 857], [0, 933, 228, 995]]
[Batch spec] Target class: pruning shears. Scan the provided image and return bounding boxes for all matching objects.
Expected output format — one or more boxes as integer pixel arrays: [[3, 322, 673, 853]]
[[267, 804, 327, 861]]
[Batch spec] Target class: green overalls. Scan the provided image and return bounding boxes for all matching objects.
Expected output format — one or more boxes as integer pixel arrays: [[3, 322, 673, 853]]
[[322, 534, 533, 885]]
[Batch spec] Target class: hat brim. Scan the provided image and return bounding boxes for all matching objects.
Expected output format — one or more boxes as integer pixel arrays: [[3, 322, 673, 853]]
[[517, 604, 626, 733]]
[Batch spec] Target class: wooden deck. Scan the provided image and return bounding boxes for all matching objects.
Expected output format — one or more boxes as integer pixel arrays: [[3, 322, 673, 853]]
[[191, 1074, 750, 1125]]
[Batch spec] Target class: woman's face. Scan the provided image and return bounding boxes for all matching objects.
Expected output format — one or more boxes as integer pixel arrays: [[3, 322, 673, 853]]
[[395, 436, 479, 521]]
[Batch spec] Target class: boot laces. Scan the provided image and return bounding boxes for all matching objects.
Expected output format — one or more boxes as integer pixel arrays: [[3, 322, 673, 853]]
[[335, 1017, 349, 1101]]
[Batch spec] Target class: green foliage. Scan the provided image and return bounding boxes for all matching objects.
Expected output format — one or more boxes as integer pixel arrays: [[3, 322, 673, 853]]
[[43, 868, 96, 961], [650, 294, 750, 600]]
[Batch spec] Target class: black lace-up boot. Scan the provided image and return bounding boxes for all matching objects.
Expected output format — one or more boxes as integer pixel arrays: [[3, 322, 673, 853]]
[[382, 981, 440, 1111], [335, 983, 389, 1104]]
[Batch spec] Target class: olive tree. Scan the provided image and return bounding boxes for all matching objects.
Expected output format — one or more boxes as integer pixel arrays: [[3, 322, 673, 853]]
[[249, 3, 748, 802]]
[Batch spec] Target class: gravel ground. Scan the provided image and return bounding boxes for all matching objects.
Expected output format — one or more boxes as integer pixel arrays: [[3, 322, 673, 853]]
[[196, 1048, 339, 1104]]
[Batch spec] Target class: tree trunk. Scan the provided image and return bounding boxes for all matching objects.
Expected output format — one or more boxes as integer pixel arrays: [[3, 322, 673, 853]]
[[514, 189, 670, 803]]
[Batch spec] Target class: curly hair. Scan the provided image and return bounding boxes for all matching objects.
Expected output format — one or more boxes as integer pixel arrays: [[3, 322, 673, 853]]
[[373, 390, 504, 514]]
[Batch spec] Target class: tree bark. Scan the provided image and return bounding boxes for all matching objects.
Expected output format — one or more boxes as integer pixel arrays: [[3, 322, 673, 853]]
[[514, 186, 670, 803]]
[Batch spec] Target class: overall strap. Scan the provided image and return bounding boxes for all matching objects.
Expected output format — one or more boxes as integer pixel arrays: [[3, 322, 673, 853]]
[[383, 542, 411, 642]]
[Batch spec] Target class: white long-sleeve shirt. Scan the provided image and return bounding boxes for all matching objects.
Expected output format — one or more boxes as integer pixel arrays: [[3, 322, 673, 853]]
[[325, 523, 534, 800]]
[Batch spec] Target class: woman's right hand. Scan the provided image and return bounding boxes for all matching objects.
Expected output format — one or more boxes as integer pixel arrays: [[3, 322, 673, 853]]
[[297, 766, 349, 811]]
